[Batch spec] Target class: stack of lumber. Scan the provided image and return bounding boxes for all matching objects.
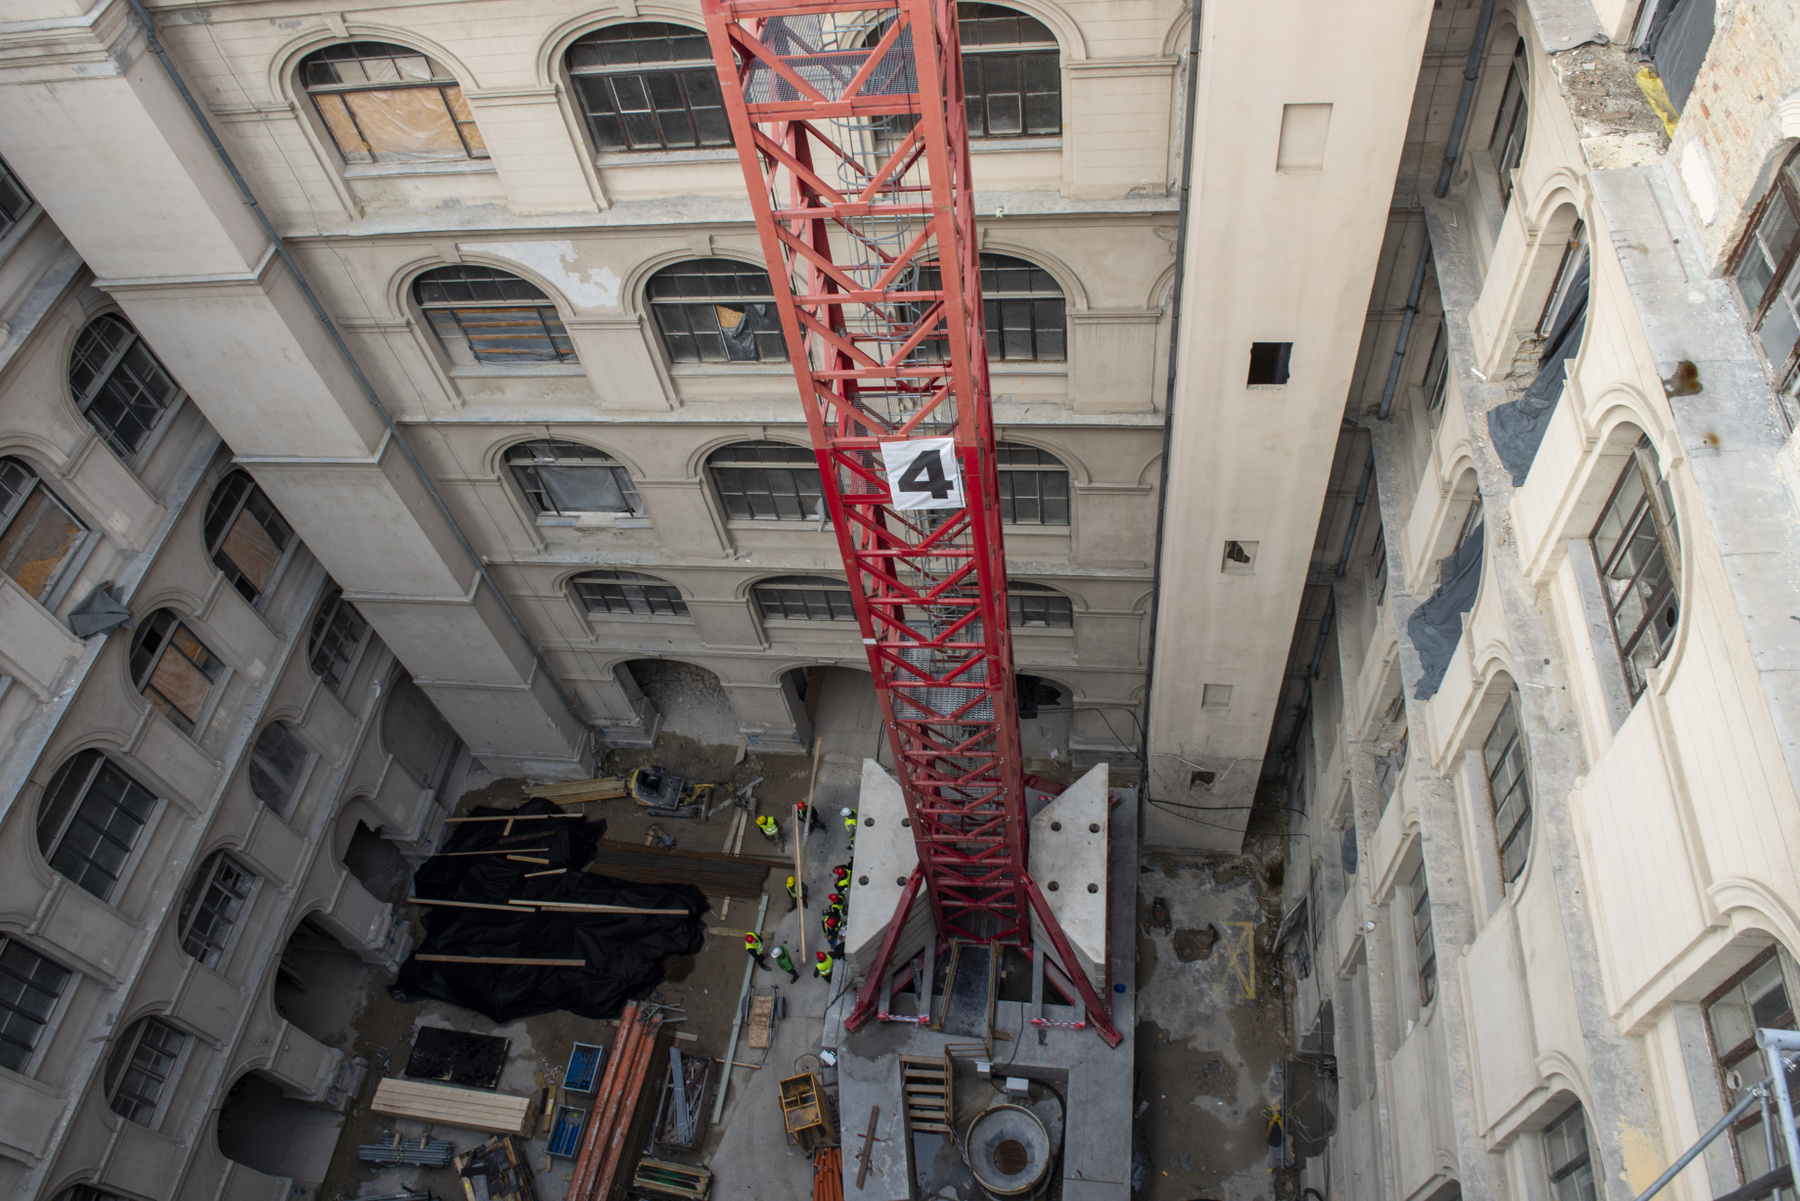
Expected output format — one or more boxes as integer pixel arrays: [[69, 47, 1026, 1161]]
[[525, 777, 628, 805], [633, 1158, 712, 1199], [586, 840, 780, 898], [370, 1078, 535, 1135], [568, 1000, 669, 1201], [813, 1147, 843, 1201]]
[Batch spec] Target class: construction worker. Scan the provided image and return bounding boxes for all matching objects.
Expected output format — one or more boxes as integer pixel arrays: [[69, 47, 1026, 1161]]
[[826, 891, 847, 916], [785, 875, 800, 913], [814, 951, 834, 982], [822, 912, 843, 944], [841, 807, 858, 836], [771, 944, 799, 983], [743, 930, 768, 970], [755, 814, 781, 844], [832, 864, 851, 891], [796, 799, 826, 833]]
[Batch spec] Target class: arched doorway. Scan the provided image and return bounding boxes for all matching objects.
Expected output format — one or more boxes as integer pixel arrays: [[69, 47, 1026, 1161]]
[[382, 672, 461, 795], [272, 917, 378, 1052], [618, 658, 740, 745], [216, 1070, 343, 1192], [1017, 673, 1072, 766], [341, 819, 408, 904]]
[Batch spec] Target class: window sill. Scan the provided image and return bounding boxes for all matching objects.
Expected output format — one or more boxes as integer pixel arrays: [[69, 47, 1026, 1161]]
[[447, 363, 586, 378], [584, 612, 696, 625], [1012, 626, 1075, 636], [668, 362, 795, 376], [596, 147, 740, 166], [343, 159, 498, 180], [989, 362, 1070, 375], [971, 137, 1062, 152], [537, 513, 652, 529], [760, 618, 860, 627], [725, 519, 830, 531]]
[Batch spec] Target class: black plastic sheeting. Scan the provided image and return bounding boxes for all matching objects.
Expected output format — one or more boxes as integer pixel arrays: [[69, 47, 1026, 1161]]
[[1647, 0, 1715, 113], [1407, 523, 1485, 700], [391, 800, 708, 1022], [1488, 258, 1589, 485]]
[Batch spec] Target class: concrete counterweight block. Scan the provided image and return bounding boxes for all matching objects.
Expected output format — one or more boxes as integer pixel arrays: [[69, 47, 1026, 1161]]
[[845, 758, 930, 978], [1027, 762, 1109, 998]]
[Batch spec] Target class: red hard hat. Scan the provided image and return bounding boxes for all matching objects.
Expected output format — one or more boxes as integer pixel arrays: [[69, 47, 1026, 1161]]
[[816, 952, 828, 962]]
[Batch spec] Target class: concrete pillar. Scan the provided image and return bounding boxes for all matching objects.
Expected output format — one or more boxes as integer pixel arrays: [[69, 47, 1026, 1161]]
[[0, 12, 588, 776]]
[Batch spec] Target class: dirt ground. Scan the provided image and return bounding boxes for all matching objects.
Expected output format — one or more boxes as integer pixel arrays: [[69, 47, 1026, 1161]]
[[1132, 845, 1300, 1201], [311, 735, 826, 1201]]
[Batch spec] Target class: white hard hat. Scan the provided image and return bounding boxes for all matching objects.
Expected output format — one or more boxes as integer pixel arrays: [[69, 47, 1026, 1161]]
[[772, 945, 786, 955], [841, 807, 853, 816]]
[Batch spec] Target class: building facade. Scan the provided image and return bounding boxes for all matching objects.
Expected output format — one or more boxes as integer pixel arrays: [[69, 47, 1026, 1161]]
[[1277, 0, 1800, 1199]]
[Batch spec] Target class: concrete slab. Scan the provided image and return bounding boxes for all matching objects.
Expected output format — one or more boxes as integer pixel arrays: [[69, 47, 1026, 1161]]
[[845, 758, 928, 976], [1028, 763, 1109, 994]]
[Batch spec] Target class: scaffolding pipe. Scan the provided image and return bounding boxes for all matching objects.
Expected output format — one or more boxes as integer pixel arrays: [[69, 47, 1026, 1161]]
[[1762, 1030, 1800, 1182], [711, 891, 768, 1125], [1630, 1074, 1767, 1201], [1434, 0, 1497, 198], [1376, 243, 1432, 420]]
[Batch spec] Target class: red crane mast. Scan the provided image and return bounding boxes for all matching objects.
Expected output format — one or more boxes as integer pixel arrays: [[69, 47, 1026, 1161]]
[[701, 0, 1120, 1046]]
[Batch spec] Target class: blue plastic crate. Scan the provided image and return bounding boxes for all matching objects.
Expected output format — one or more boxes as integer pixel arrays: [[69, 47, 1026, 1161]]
[[565, 1042, 604, 1093], [548, 1105, 586, 1158]]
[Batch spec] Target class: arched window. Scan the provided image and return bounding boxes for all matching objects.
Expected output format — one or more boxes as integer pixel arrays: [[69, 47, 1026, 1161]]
[[299, 42, 485, 164], [414, 266, 576, 366], [647, 259, 787, 364], [1590, 438, 1680, 701], [566, 23, 730, 153], [1730, 146, 1800, 417], [1007, 580, 1072, 628], [36, 751, 158, 901], [309, 584, 369, 694], [107, 1017, 189, 1125], [506, 441, 642, 516], [130, 611, 222, 737], [1543, 1104, 1597, 1199], [1482, 690, 1531, 883], [0, 935, 71, 1073], [959, 3, 1060, 138], [203, 471, 293, 606], [995, 442, 1069, 525], [55, 1188, 136, 1201], [708, 441, 822, 521], [1487, 39, 1528, 207], [248, 722, 308, 812], [1, 456, 87, 603], [571, 570, 688, 617], [178, 852, 256, 969], [0, 155, 32, 240], [910, 254, 1065, 363], [1702, 950, 1794, 1183], [1489, 221, 1588, 485], [68, 315, 181, 461], [754, 575, 856, 621]]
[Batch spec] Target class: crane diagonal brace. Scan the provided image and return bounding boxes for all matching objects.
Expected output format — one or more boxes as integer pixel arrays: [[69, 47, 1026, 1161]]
[[702, 0, 1118, 1047]]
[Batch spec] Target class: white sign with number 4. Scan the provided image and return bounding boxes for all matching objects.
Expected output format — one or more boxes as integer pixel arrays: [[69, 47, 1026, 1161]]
[[880, 438, 964, 512]]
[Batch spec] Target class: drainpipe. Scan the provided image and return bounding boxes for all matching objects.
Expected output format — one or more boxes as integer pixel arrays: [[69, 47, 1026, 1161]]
[[1333, 445, 1375, 578], [1376, 242, 1431, 420], [121, 0, 589, 736], [1137, 0, 1204, 802], [1433, 0, 1496, 199]]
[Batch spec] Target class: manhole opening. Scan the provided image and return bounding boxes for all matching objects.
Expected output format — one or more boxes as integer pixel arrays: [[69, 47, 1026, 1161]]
[[994, 1139, 1029, 1175]]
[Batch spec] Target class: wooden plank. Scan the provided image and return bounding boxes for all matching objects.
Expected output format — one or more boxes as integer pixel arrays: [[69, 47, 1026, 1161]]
[[435, 848, 548, 857], [855, 1105, 880, 1189], [407, 897, 532, 913], [503, 900, 690, 915], [415, 954, 584, 966], [371, 1078, 534, 1135], [505, 855, 550, 865], [593, 838, 788, 869], [444, 813, 583, 824]]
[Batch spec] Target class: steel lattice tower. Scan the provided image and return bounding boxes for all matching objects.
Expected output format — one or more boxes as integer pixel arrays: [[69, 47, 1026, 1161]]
[[701, 0, 1119, 1045]]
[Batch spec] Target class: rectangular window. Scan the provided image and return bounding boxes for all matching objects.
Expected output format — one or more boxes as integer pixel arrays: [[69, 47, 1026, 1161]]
[[755, 583, 857, 621], [1484, 693, 1533, 883], [1008, 587, 1073, 628], [1422, 323, 1451, 422], [574, 573, 689, 617], [1590, 449, 1679, 701], [0, 156, 31, 238], [1410, 857, 1437, 1007], [710, 445, 824, 521], [0, 458, 86, 603], [1375, 727, 1408, 810], [181, 856, 256, 969], [995, 446, 1070, 526], [37, 755, 157, 901], [110, 1018, 188, 1125], [131, 614, 223, 736], [1544, 1105, 1598, 1201], [310, 592, 369, 694], [1705, 951, 1796, 1183], [1730, 150, 1800, 425], [1488, 41, 1529, 207], [0, 937, 71, 1073]]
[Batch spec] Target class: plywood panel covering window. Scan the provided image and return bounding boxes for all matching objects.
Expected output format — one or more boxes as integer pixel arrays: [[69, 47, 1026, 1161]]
[[567, 22, 731, 153], [301, 42, 486, 163], [415, 266, 576, 366], [35, 752, 157, 901], [204, 471, 293, 605], [0, 456, 85, 603], [67, 316, 180, 461], [130, 611, 222, 737]]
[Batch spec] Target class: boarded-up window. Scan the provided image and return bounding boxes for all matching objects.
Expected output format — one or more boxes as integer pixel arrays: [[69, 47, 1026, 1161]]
[[129, 610, 222, 736], [301, 42, 485, 163], [0, 457, 85, 602], [204, 471, 293, 605], [414, 266, 576, 366]]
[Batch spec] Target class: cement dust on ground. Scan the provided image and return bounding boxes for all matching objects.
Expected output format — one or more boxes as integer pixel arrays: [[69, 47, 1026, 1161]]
[[1134, 847, 1299, 1201]]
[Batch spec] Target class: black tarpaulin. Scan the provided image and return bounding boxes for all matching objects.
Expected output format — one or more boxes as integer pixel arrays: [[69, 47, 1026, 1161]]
[[1407, 523, 1485, 700], [1488, 258, 1589, 485], [391, 800, 707, 1023], [1648, 0, 1715, 113]]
